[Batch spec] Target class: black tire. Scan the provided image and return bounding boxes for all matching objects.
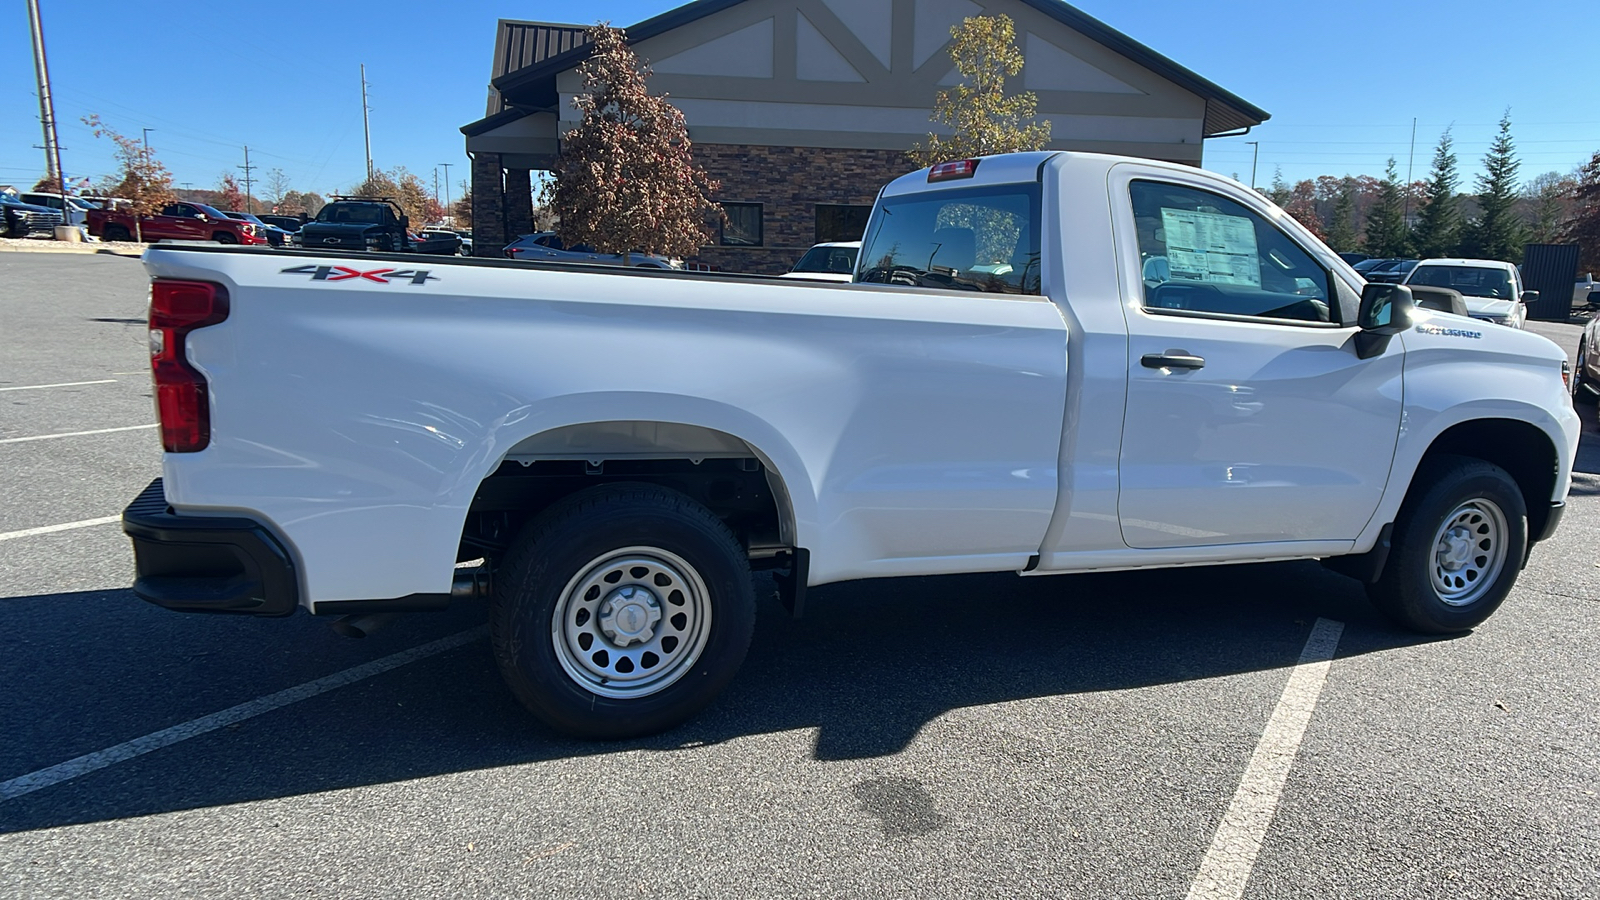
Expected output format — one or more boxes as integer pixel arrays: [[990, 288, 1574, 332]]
[[1367, 455, 1527, 634], [490, 483, 756, 739], [213, 232, 238, 245], [103, 223, 132, 242], [1574, 338, 1596, 405]]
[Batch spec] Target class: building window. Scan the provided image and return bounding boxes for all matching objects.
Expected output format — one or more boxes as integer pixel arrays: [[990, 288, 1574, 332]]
[[815, 204, 871, 244], [720, 202, 763, 246]]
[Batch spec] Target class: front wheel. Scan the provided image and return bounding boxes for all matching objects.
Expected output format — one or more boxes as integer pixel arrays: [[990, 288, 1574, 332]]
[[213, 232, 238, 245], [1367, 455, 1527, 634], [490, 483, 756, 739], [1574, 339, 1596, 405]]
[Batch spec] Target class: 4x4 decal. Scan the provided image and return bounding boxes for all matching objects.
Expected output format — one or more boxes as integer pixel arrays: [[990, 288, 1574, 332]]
[[280, 264, 438, 285]]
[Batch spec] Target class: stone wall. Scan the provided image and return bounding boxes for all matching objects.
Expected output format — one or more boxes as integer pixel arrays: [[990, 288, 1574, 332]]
[[470, 152, 506, 258], [691, 143, 913, 275]]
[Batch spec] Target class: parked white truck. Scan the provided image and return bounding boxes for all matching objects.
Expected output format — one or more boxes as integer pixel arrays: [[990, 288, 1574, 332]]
[[124, 152, 1580, 738]]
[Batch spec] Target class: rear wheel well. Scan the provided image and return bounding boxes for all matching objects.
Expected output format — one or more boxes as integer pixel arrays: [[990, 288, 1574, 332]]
[[460, 457, 788, 568], [1414, 419, 1558, 540]]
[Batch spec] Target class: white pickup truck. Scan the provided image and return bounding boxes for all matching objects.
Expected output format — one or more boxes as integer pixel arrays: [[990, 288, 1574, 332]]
[[124, 151, 1580, 739]]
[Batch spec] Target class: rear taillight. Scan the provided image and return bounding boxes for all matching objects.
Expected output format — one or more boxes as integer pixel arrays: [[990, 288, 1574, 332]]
[[149, 280, 229, 452]]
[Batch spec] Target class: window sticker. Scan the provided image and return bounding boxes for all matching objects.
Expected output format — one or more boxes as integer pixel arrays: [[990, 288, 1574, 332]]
[[1160, 208, 1261, 287]]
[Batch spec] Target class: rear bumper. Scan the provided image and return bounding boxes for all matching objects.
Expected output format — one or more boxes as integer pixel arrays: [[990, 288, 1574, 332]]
[[122, 478, 300, 616]]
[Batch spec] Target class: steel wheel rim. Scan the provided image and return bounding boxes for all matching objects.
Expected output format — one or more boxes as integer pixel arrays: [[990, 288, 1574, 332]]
[[550, 546, 712, 699], [1428, 499, 1508, 607]]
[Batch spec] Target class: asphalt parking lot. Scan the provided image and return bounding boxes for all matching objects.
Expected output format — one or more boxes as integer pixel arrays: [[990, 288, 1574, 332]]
[[1, 250, 1596, 899]]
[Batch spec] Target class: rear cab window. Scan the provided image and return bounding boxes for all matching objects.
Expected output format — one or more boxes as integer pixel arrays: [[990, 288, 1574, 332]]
[[856, 183, 1042, 295]]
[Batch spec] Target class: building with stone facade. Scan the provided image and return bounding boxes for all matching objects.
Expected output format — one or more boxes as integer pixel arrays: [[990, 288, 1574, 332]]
[[461, 0, 1267, 272]]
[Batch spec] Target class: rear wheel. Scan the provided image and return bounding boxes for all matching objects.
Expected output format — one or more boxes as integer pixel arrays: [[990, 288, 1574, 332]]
[[1367, 455, 1527, 634], [490, 483, 756, 739], [103, 223, 132, 242]]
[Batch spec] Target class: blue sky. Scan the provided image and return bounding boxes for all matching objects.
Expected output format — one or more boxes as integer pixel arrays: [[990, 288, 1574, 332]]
[[3, 0, 1594, 198]]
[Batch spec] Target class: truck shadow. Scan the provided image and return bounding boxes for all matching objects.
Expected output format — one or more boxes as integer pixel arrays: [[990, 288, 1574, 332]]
[[0, 560, 1425, 833]]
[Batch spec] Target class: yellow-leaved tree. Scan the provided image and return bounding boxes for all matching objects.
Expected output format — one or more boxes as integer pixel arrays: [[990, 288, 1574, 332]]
[[910, 15, 1051, 167]]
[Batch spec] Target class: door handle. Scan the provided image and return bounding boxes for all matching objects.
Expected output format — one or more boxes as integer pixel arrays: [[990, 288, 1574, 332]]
[[1141, 351, 1205, 370]]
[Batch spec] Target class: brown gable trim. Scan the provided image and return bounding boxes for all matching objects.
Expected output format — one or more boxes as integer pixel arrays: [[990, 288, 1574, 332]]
[[483, 0, 1268, 135]]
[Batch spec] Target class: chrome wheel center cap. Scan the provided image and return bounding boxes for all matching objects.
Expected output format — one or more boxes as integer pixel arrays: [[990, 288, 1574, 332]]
[[598, 586, 662, 647], [1439, 527, 1474, 570]]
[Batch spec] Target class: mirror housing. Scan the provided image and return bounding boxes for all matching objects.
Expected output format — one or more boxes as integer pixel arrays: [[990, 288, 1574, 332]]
[[1354, 283, 1413, 359], [400, 215, 410, 230], [1520, 290, 1539, 304]]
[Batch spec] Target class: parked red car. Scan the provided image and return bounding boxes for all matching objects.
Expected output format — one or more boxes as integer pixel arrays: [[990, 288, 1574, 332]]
[[86, 201, 268, 245]]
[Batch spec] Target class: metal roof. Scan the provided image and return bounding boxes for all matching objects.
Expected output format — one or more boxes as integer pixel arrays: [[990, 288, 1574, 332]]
[[467, 0, 1268, 137], [484, 19, 588, 116]]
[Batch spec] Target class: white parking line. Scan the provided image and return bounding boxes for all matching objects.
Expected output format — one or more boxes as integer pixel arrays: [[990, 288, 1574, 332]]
[[0, 379, 117, 392], [0, 424, 155, 444], [0, 626, 488, 803], [1185, 618, 1344, 900], [0, 515, 122, 542]]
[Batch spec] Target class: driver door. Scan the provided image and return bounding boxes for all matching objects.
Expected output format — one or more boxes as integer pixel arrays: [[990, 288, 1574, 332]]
[[1113, 166, 1404, 549]]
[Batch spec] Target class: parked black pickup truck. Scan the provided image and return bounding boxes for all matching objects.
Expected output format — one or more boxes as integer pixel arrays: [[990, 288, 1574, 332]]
[[294, 197, 460, 255]]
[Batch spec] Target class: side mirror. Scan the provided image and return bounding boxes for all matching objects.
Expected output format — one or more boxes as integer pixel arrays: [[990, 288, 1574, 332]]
[[400, 215, 410, 230], [1520, 290, 1539, 304], [1354, 283, 1413, 359]]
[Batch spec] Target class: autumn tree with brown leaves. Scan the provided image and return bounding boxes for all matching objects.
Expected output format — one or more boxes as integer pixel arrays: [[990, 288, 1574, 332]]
[[1565, 151, 1600, 272], [910, 15, 1051, 167], [216, 173, 246, 212], [84, 114, 177, 241], [352, 166, 436, 231], [542, 24, 719, 263]]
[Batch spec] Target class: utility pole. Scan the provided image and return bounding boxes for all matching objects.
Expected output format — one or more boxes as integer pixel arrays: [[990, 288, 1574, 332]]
[[1404, 117, 1418, 221], [1245, 141, 1260, 190], [360, 64, 374, 183], [26, 0, 65, 192], [239, 146, 256, 212], [438, 162, 453, 211], [142, 128, 155, 165]]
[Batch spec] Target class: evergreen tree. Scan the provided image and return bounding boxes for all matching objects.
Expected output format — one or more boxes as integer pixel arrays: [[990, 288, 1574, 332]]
[[1326, 184, 1357, 253], [1363, 158, 1412, 257], [1412, 129, 1461, 258], [1465, 111, 1524, 262], [910, 15, 1051, 165], [1267, 166, 1290, 205]]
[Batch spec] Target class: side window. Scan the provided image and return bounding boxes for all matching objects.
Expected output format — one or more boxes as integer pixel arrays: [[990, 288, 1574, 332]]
[[1131, 180, 1335, 324], [814, 204, 871, 244], [720, 202, 763, 247], [160, 204, 185, 217]]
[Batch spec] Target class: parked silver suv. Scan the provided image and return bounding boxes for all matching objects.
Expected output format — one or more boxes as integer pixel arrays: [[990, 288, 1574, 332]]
[[504, 231, 679, 268]]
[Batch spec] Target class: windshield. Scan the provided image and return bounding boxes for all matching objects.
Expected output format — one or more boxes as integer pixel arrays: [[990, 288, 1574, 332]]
[[856, 184, 1041, 294], [316, 204, 391, 225], [1409, 265, 1514, 299], [791, 245, 859, 275]]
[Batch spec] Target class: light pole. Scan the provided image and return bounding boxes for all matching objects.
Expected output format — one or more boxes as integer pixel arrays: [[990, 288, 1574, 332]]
[[142, 128, 155, 164], [1245, 141, 1260, 190], [438, 162, 453, 212]]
